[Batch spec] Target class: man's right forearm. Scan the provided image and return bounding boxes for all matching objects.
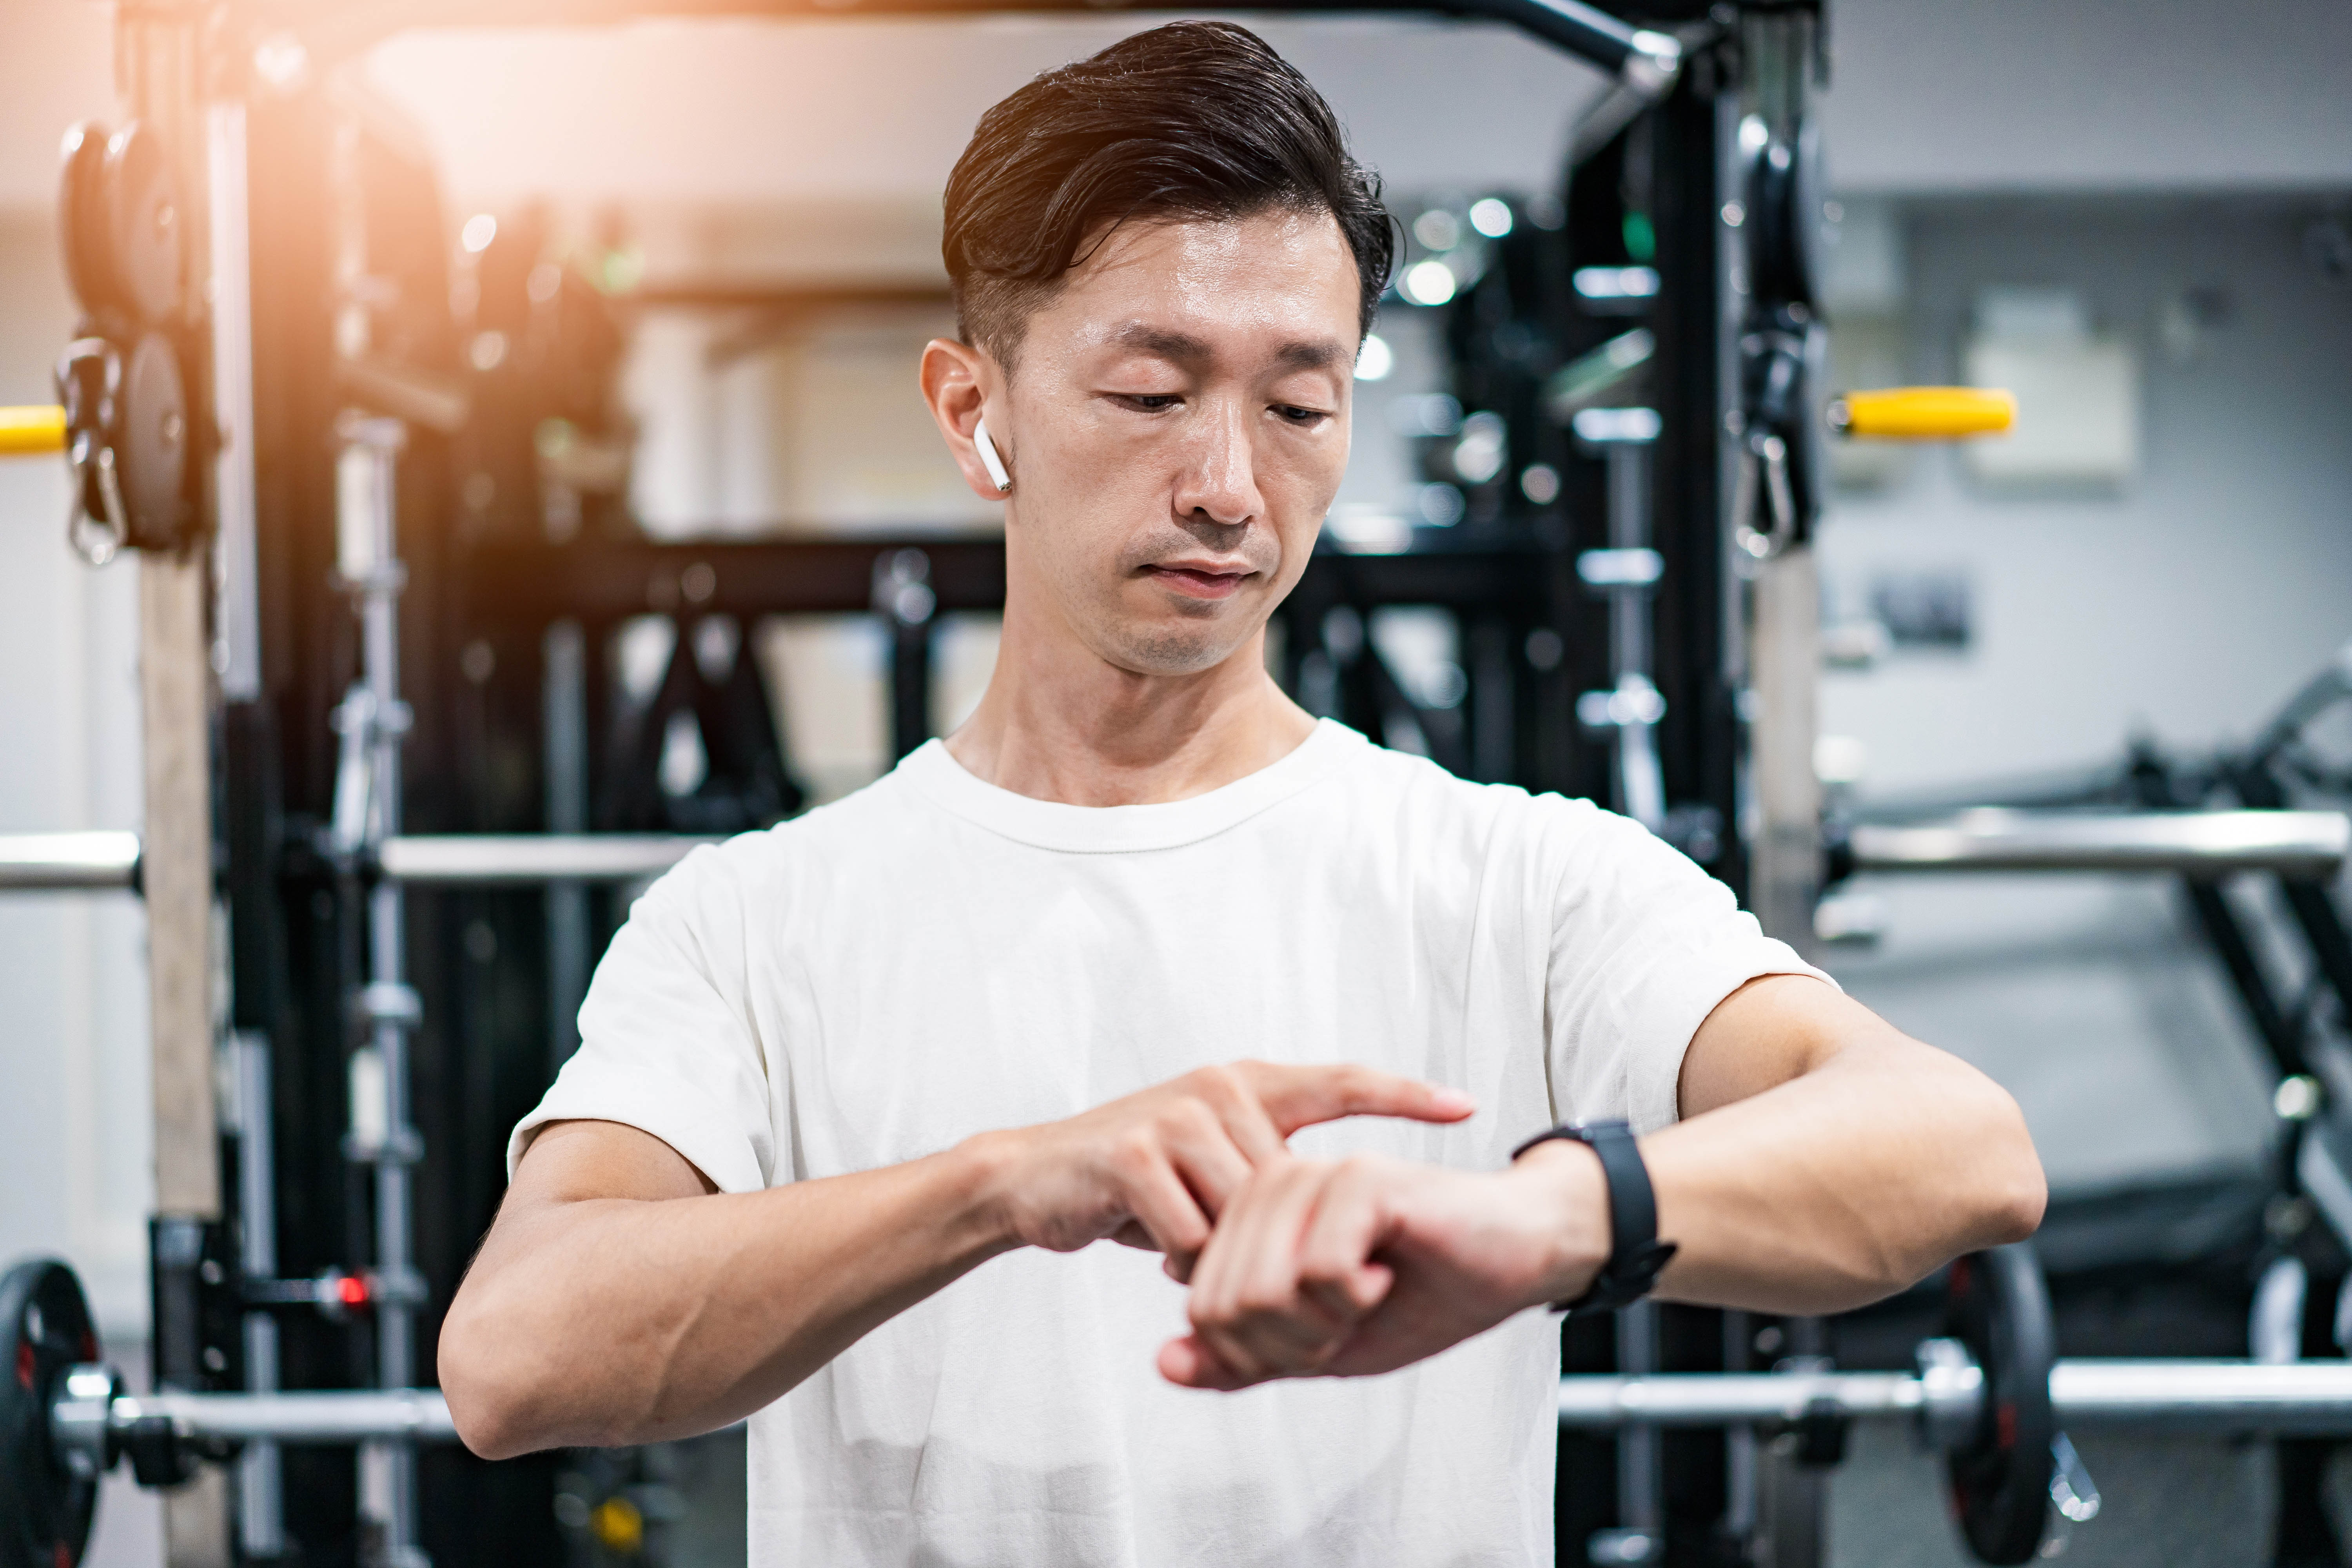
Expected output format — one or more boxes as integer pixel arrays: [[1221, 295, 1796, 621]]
[[441, 1131, 1018, 1459]]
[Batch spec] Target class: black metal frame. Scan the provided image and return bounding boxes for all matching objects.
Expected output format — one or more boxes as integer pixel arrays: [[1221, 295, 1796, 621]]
[[194, 0, 1809, 1559]]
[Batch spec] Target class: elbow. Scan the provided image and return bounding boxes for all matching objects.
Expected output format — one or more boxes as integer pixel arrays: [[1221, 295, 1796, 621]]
[[439, 1294, 554, 1461], [1973, 1080, 2048, 1248], [1916, 1076, 2045, 1278]]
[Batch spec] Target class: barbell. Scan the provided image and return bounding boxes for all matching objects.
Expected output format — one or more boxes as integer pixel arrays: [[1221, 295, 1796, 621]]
[[19, 1245, 2352, 1568], [1562, 1245, 2352, 1564], [2, 1258, 459, 1568]]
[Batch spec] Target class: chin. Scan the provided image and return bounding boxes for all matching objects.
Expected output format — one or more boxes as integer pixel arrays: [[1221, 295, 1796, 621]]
[[1103, 622, 1245, 677]]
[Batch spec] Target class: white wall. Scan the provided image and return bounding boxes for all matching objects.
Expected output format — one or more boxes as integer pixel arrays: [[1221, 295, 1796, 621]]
[[1821, 0, 2352, 195], [0, 213, 154, 1327], [365, 15, 1613, 235], [1817, 196, 2352, 1198]]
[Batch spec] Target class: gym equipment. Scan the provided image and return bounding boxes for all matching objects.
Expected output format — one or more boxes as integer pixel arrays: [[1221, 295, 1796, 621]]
[[24, 1241, 2352, 1568], [1829, 386, 2017, 441], [1844, 808, 2349, 879], [1556, 1243, 2352, 1566], [49, 120, 199, 561], [33, 0, 2025, 1560], [0, 405, 65, 456], [11, 808, 2332, 895], [1, 1258, 456, 1568], [0, 831, 710, 892]]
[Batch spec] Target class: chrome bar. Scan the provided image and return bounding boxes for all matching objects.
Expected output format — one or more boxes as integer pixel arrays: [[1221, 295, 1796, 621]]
[[1850, 809, 2347, 878], [0, 831, 718, 892], [1557, 1369, 1929, 1428], [113, 1388, 458, 1444], [2050, 1361, 2352, 1432], [377, 834, 715, 885], [1558, 1358, 2352, 1436], [0, 831, 141, 890]]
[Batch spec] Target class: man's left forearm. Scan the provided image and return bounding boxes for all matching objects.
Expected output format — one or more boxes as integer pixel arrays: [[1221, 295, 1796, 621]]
[[1529, 1025, 2046, 1317]]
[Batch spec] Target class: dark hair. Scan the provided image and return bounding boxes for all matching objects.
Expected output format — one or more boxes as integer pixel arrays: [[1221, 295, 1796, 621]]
[[943, 21, 1394, 368]]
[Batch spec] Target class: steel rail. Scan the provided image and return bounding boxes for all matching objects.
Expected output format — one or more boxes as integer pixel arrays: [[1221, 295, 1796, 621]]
[[108, 1388, 459, 1444], [1849, 809, 2347, 879], [1556, 1358, 2352, 1437], [0, 831, 717, 891]]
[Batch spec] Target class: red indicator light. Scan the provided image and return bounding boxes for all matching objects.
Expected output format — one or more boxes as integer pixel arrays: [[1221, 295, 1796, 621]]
[[337, 1275, 370, 1307]]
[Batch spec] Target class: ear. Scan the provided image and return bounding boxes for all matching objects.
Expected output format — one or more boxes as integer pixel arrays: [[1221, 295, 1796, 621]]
[[920, 338, 1010, 502]]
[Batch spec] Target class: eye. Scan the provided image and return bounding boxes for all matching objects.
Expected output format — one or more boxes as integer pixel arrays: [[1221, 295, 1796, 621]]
[[1273, 404, 1330, 426], [1116, 393, 1182, 412]]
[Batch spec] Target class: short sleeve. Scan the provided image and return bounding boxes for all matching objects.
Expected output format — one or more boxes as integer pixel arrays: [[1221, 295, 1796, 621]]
[[506, 844, 781, 1193], [1543, 803, 1834, 1135]]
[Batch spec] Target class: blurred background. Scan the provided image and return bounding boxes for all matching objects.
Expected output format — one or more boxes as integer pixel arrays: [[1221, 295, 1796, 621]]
[[1, 0, 2349, 1564]]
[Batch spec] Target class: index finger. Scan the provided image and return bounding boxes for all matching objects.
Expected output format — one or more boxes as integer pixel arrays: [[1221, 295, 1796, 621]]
[[1240, 1063, 1475, 1138]]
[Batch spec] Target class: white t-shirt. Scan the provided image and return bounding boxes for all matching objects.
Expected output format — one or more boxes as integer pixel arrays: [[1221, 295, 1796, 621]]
[[512, 720, 1822, 1567]]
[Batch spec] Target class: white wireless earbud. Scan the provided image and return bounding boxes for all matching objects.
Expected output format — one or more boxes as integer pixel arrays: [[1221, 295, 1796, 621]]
[[972, 416, 1013, 494]]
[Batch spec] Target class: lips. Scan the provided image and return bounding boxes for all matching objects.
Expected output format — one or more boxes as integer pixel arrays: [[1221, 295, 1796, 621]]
[[1145, 563, 1250, 600]]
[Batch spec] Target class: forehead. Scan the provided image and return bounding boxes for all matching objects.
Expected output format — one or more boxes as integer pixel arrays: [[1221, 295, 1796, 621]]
[[1029, 207, 1361, 361]]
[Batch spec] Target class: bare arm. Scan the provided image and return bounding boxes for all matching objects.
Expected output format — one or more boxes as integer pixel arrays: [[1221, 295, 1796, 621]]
[[1161, 976, 2046, 1388], [1640, 973, 2046, 1312], [438, 1062, 1472, 1457]]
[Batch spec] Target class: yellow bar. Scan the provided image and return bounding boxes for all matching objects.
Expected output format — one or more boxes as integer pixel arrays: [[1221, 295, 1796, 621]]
[[1829, 387, 2016, 441], [0, 404, 68, 457]]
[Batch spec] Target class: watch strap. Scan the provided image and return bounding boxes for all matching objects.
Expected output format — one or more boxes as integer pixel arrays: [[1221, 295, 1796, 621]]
[[1512, 1119, 1677, 1316]]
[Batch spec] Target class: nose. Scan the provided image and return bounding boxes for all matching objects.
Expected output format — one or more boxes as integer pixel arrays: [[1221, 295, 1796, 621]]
[[1169, 397, 1263, 531]]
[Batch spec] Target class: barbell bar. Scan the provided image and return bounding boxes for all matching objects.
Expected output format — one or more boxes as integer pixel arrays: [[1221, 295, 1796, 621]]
[[50, 1364, 458, 1455], [20, 1243, 2352, 1568], [1556, 1354, 2352, 1435], [5, 809, 2342, 896], [0, 830, 715, 893], [1847, 808, 2348, 879]]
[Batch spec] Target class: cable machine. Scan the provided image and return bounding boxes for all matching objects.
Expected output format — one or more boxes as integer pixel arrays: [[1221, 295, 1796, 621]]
[[0, 1, 2039, 1562]]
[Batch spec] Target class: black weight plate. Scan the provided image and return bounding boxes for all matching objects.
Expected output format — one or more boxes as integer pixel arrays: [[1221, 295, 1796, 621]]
[[1744, 120, 1826, 312], [0, 1259, 102, 1568], [57, 121, 119, 320], [119, 332, 190, 550], [107, 122, 183, 324], [1943, 1245, 2056, 1565]]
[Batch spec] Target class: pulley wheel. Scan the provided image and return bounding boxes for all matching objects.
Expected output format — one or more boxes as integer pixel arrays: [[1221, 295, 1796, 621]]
[[118, 332, 190, 549], [0, 1258, 102, 1568], [106, 122, 183, 324], [1942, 1245, 2056, 1565], [57, 121, 119, 321]]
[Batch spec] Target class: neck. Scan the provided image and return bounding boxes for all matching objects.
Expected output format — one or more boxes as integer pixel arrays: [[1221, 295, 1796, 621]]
[[944, 587, 1316, 807]]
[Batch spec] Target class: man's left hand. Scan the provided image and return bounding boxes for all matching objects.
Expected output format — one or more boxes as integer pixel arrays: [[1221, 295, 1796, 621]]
[[1157, 1142, 1613, 1389]]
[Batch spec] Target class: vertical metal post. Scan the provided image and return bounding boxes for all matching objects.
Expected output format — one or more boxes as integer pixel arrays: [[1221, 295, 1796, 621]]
[[1468, 619, 1516, 783], [545, 620, 590, 1072], [228, 1031, 285, 1556], [333, 416, 428, 1568], [1573, 411, 1666, 833], [1722, 1310, 1757, 1538], [113, 8, 230, 1561], [208, 101, 261, 704], [873, 548, 936, 761], [1589, 1300, 1666, 1564]]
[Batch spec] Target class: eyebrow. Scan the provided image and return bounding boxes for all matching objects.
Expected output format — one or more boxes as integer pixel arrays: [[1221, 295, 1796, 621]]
[[1110, 323, 1348, 373]]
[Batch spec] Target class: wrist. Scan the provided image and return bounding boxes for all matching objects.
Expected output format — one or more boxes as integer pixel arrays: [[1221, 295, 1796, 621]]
[[1504, 1139, 1613, 1310], [947, 1129, 1032, 1256]]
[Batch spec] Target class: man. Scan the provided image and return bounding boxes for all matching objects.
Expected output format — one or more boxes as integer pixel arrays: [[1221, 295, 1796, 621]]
[[441, 21, 2045, 1564]]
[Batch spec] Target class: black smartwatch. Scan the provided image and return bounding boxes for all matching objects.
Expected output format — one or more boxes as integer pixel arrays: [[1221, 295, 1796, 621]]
[[1511, 1119, 1677, 1317]]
